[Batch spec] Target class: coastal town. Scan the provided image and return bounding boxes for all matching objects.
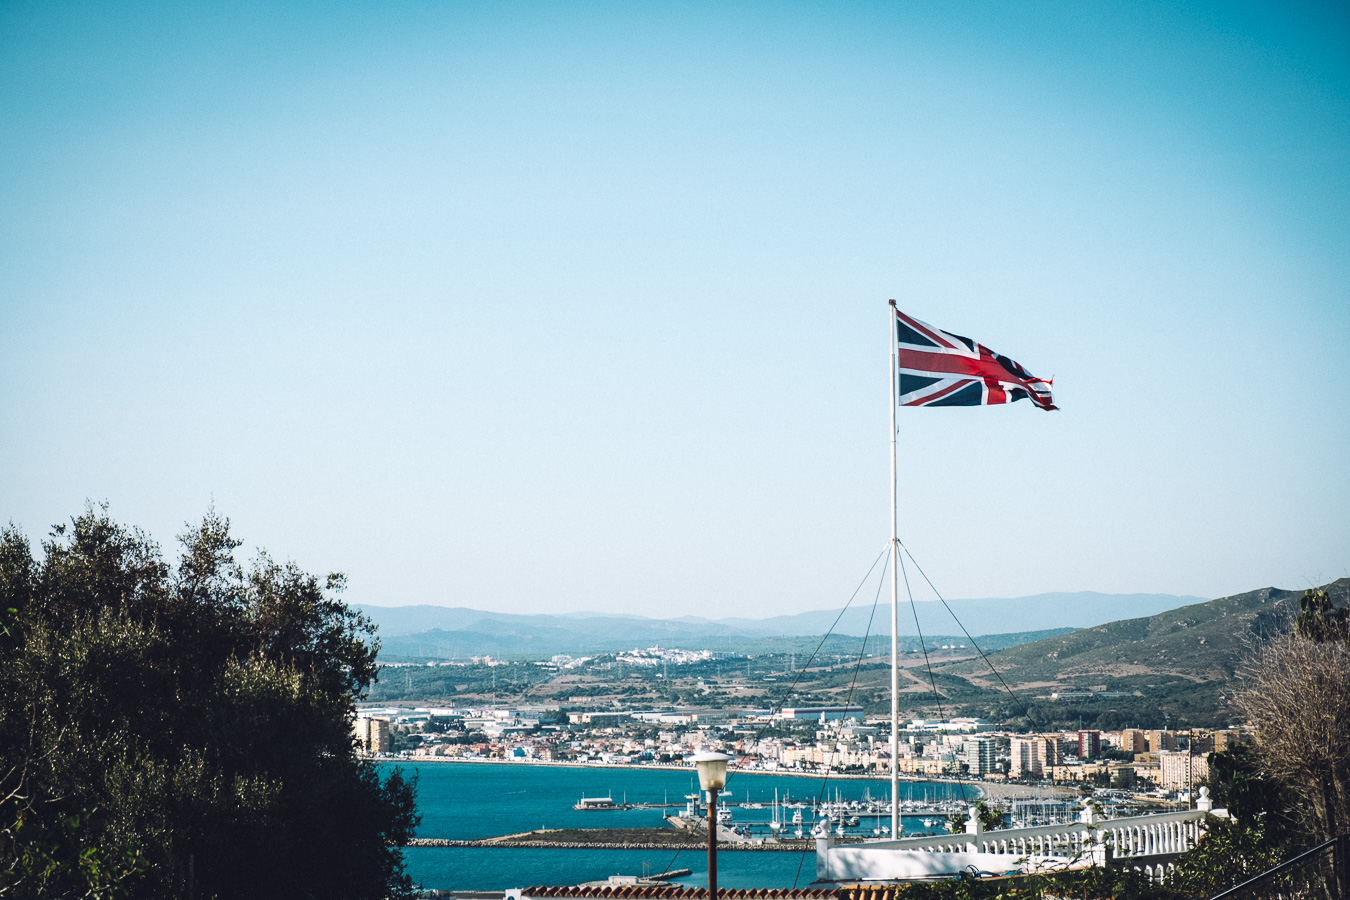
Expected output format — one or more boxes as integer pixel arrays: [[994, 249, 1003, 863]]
[[353, 700, 1240, 800], [8, 0, 1349, 896]]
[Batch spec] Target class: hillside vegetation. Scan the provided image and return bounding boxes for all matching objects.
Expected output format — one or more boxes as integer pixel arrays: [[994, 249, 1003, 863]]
[[368, 579, 1350, 733], [943, 584, 1326, 683], [928, 578, 1350, 728]]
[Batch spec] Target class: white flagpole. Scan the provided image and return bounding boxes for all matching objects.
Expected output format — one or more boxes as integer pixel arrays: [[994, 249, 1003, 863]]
[[888, 299, 900, 839]]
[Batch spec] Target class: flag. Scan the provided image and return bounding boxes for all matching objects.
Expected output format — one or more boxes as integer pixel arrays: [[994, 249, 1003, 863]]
[[894, 307, 1057, 410]]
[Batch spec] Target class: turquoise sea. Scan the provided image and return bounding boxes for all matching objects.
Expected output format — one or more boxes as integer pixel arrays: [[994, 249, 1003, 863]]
[[387, 762, 975, 892]]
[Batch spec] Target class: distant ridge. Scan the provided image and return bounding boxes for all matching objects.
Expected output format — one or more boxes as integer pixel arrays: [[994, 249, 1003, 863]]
[[941, 578, 1350, 685], [710, 592, 1206, 638], [354, 590, 1204, 658], [910, 577, 1350, 728], [354, 607, 756, 657]]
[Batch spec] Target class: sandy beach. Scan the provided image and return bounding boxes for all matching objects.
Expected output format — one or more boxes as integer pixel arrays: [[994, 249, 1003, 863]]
[[973, 781, 1081, 800]]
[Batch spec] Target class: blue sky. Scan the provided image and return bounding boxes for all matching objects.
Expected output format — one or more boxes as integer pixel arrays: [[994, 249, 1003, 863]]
[[2, 1, 1347, 618]]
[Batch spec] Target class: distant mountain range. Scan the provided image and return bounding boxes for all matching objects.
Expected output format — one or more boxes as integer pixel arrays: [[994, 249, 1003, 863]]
[[354, 590, 1204, 659]]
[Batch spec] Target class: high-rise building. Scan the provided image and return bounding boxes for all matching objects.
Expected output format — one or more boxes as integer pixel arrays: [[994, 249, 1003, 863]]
[[353, 716, 391, 754], [370, 717, 391, 753], [1078, 730, 1101, 760], [963, 737, 996, 775], [1044, 736, 1069, 766], [1010, 738, 1043, 777]]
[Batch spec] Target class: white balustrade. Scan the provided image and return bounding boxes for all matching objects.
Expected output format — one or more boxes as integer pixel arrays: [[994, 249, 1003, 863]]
[[815, 802, 1223, 885]]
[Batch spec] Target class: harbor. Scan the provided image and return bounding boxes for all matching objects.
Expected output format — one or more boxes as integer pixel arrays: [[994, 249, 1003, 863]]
[[559, 790, 979, 841], [391, 761, 1082, 891]]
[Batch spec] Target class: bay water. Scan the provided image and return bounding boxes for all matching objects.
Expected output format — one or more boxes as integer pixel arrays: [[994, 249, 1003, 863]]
[[387, 762, 974, 891]]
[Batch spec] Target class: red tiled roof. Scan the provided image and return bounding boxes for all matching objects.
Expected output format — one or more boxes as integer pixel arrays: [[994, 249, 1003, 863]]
[[835, 889, 903, 900]]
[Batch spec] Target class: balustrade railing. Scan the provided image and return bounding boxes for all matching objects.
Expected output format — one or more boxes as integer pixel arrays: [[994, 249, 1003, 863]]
[[813, 798, 1222, 885], [830, 807, 1209, 859]]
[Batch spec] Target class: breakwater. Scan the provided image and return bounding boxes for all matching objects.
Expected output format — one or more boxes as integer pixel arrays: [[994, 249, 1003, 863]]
[[406, 825, 872, 853]]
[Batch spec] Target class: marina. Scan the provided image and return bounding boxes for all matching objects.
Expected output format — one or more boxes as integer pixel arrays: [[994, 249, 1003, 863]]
[[392, 761, 1170, 891], [391, 761, 986, 891]]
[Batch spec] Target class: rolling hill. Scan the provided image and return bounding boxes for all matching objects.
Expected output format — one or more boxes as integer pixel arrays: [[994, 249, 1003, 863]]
[[925, 577, 1350, 728], [941, 578, 1350, 685]]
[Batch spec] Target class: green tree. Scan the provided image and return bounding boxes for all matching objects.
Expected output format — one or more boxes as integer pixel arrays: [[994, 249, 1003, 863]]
[[1294, 587, 1350, 644], [0, 505, 418, 900], [1168, 815, 1294, 898], [946, 800, 1003, 834], [1205, 743, 1297, 828], [1110, 767, 1138, 789]]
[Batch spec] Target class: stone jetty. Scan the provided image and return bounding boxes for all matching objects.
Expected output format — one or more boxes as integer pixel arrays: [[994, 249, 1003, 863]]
[[407, 827, 836, 852]]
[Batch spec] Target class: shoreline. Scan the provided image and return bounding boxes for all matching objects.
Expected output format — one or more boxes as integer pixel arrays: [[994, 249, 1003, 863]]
[[378, 755, 1077, 801]]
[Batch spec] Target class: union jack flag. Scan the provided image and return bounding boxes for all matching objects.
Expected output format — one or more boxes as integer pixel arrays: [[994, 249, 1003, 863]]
[[894, 307, 1057, 410]]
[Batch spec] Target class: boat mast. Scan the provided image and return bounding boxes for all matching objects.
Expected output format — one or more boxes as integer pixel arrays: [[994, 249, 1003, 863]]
[[888, 298, 900, 838]]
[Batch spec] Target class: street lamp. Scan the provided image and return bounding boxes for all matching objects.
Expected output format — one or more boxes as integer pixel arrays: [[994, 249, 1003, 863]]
[[691, 750, 732, 900]]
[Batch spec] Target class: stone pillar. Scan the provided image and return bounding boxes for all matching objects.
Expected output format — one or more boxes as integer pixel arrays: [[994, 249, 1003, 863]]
[[964, 805, 983, 852], [814, 817, 834, 883]]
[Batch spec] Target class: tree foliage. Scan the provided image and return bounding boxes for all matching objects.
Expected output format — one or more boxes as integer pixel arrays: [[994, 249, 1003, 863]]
[[0, 505, 418, 900], [877, 866, 1173, 900], [1205, 744, 1298, 831], [946, 799, 1005, 834], [1167, 815, 1296, 897], [1234, 591, 1350, 843], [1294, 588, 1349, 644], [1164, 588, 1350, 899]]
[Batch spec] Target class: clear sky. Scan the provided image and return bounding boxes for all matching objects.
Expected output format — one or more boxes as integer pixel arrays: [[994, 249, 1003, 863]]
[[2, 1, 1347, 618]]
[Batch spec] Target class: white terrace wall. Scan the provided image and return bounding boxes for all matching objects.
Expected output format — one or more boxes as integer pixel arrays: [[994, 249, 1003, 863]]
[[815, 793, 1222, 884]]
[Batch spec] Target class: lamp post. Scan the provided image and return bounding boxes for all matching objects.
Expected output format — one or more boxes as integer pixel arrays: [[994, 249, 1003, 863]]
[[691, 750, 731, 900]]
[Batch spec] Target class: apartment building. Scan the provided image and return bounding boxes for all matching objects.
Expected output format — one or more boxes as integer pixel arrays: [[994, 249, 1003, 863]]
[[1147, 730, 1176, 752], [353, 716, 391, 754], [1009, 734, 1068, 777], [1119, 729, 1148, 752], [1010, 737, 1042, 777], [962, 737, 997, 775], [1158, 750, 1209, 791]]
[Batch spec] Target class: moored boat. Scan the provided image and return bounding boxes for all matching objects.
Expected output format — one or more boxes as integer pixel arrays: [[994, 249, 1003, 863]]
[[573, 796, 617, 810]]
